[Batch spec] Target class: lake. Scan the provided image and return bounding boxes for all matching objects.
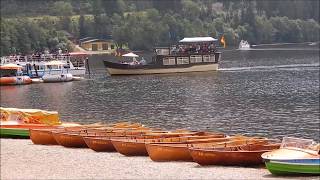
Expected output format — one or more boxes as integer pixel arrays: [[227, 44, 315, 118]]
[[1, 45, 319, 141]]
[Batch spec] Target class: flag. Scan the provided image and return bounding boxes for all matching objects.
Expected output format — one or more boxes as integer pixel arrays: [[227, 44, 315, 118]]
[[220, 35, 226, 48]]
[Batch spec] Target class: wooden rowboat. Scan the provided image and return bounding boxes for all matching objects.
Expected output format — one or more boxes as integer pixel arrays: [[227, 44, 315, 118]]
[[29, 128, 59, 145], [189, 141, 280, 166], [83, 136, 116, 152], [52, 132, 88, 148]]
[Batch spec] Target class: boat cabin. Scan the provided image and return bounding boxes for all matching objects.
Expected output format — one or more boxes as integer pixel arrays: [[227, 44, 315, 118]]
[[0, 64, 23, 77], [153, 37, 221, 66]]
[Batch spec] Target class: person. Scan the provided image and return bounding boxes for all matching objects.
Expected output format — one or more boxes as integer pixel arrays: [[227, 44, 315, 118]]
[[140, 57, 147, 65]]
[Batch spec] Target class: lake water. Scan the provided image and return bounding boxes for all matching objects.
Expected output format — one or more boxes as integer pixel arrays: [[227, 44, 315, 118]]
[[1, 45, 319, 141]]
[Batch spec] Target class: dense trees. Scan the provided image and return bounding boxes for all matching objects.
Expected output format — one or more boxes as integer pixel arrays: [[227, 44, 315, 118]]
[[1, 0, 319, 56]]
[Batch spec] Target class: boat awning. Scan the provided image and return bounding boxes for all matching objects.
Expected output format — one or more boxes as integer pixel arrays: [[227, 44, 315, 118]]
[[68, 52, 88, 56], [44, 61, 66, 65], [0, 63, 23, 70], [179, 37, 218, 43], [122, 52, 139, 57]]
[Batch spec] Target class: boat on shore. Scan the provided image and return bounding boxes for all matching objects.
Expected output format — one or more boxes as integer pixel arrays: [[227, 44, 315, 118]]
[[0, 64, 32, 85], [262, 137, 320, 175], [103, 37, 221, 75], [189, 141, 280, 166]]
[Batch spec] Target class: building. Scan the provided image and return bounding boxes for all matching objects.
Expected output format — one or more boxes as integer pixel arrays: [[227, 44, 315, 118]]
[[79, 38, 117, 52]]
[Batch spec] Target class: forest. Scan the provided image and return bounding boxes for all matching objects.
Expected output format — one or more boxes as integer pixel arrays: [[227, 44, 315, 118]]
[[1, 0, 319, 56]]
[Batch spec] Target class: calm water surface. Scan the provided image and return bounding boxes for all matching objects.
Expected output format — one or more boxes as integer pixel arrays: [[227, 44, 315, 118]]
[[1, 46, 319, 141]]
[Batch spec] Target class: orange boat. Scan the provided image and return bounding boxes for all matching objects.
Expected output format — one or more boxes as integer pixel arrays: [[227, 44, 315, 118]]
[[111, 132, 226, 156], [189, 141, 280, 166], [52, 131, 88, 148], [83, 136, 117, 152], [29, 128, 59, 145], [0, 64, 31, 85]]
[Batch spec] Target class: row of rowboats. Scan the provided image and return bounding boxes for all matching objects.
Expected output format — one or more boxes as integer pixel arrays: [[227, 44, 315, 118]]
[[2, 121, 319, 175], [27, 122, 307, 170]]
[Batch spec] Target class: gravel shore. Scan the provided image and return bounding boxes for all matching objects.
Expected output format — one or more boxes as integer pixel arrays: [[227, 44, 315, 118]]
[[0, 138, 316, 180]]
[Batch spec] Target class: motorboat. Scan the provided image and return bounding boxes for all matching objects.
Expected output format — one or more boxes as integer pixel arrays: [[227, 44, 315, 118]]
[[103, 37, 221, 75], [0, 64, 32, 85], [262, 137, 320, 175]]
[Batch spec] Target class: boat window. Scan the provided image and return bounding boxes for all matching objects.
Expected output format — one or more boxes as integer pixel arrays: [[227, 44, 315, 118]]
[[163, 57, 175, 65], [156, 49, 170, 55], [177, 57, 189, 65], [190, 55, 202, 63], [210, 55, 215, 62], [203, 55, 209, 62]]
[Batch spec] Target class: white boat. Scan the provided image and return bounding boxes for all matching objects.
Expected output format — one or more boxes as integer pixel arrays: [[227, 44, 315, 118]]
[[0, 52, 87, 78], [238, 40, 251, 50]]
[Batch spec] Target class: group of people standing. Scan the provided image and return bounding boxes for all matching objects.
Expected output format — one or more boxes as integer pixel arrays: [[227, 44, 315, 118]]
[[170, 43, 216, 55]]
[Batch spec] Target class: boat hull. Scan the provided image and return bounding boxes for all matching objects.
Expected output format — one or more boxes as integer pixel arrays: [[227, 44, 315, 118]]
[[104, 61, 218, 75], [29, 129, 58, 145], [53, 132, 88, 148], [146, 144, 192, 162], [190, 148, 270, 166], [0, 128, 29, 138], [42, 73, 73, 83], [0, 76, 32, 85], [111, 139, 148, 156], [83, 136, 116, 152], [264, 160, 320, 175]]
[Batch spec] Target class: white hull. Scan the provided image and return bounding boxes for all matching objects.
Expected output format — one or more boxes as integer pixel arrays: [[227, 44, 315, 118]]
[[107, 64, 219, 75], [30, 68, 86, 77], [42, 73, 73, 83]]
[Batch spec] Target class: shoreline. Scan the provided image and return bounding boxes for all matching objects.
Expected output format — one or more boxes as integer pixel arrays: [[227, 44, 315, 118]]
[[0, 138, 314, 180]]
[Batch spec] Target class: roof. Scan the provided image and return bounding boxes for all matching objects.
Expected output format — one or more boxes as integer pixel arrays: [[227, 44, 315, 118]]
[[44, 61, 66, 65], [0, 63, 23, 70], [179, 37, 218, 43], [68, 52, 88, 56], [81, 39, 113, 44], [122, 52, 139, 57]]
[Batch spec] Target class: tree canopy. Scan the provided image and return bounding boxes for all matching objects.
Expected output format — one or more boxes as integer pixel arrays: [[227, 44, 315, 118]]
[[1, 0, 319, 56]]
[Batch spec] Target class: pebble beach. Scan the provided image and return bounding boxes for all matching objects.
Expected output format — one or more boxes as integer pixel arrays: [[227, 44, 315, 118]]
[[1, 138, 317, 180]]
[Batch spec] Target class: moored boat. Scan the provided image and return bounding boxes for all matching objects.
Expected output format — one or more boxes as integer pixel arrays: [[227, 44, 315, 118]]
[[104, 37, 221, 75], [262, 137, 320, 175], [52, 131, 88, 148], [29, 128, 59, 145], [0, 64, 31, 85]]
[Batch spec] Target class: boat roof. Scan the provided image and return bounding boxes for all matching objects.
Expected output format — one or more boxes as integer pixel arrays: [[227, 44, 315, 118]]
[[122, 52, 139, 57], [179, 37, 218, 43], [44, 61, 66, 65], [68, 52, 88, 56], [0, 63, 23, 70]]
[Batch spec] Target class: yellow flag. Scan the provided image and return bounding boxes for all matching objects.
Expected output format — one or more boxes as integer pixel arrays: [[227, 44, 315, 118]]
[[220, 35, 226, 48]]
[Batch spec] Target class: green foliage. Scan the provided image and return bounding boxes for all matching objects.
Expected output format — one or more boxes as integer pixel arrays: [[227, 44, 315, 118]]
[[1, 0, 320, 55]]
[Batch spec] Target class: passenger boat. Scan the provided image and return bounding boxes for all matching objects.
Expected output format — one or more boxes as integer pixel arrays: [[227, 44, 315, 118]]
[[0, 52, 87, 78], [262, 137, 320, 175], [189, 141, 280, 166], [103, 37, 221, 75], [0, 64, 32, 85], [238, 40, 251, 50]]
